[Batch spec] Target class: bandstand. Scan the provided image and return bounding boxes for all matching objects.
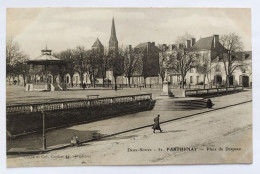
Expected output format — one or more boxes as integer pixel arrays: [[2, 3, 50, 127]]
[[25, 47, 67, 91]]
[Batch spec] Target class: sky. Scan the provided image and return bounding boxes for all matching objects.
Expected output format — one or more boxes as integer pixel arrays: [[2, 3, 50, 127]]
[[6, 8, 251, 59]]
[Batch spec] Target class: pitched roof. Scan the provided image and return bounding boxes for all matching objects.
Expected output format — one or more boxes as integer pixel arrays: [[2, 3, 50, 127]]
[[92, 38, 103, 48], [29, 49, 61, 62], [134, 42, 160, 52], [135, 42, 149, 49], [192, 36, 213, 50], [32, 54, 61, 61]]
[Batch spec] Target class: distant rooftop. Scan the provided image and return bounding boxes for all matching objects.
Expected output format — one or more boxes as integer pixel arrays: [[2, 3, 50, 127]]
[[192, 36, 213, 50], [92, 38, 104, 48]]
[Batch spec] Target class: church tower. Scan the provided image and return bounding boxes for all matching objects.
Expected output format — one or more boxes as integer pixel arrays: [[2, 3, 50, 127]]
[[92, 38, 104, 54], [109, 17, 118, 55]]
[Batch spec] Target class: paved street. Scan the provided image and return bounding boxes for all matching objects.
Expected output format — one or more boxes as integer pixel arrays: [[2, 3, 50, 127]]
[[7, 101, 252, 167]]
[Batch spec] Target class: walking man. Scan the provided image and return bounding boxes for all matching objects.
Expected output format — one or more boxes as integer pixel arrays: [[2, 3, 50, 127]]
[[153, 114, 163, 133]]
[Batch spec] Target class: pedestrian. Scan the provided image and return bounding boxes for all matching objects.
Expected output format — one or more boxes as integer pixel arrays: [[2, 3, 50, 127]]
[[152, 114, 163, 133], [206, 98, 214, 109]]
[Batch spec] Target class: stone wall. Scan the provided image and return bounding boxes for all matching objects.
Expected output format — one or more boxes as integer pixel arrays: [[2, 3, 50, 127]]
[[7, 99, 155, 138]]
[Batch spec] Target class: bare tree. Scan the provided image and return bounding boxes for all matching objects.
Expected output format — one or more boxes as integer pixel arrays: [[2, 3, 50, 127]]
[[73, 46, 88, 87], [158, 45, 174, 84], [196, 51, 211, 89], [53, 49, 76, 87], [6, 38, 29, 86], [170, 48, 200, 89], [13, 55, 29, 86], [108, 48, 124, 89], [175, 32, 194, 44], [218, 33, 245, 86], [101, 53, 110, 87], [123, 47, 143, 87], [87, 51, 103, 88]]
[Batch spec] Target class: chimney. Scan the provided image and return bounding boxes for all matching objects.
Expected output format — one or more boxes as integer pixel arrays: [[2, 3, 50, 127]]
[[128, 45, 132, 53], [186, 40, 191, 49], [213, 35, 219, 48], [191, 38, 196, 46], [162, 44, 167, 51], [179, 43, 184, 49]]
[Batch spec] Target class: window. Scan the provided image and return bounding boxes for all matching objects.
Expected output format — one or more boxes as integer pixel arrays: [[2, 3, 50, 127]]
[[216, 65, 221, 72], [190, 76, 193, 84]]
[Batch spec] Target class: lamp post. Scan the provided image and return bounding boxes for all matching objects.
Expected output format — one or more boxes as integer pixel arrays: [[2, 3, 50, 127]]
[[42, 110, 46, 150]]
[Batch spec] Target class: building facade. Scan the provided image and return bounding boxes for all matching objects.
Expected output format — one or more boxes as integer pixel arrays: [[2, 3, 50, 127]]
[[162, 34, 252, 88]]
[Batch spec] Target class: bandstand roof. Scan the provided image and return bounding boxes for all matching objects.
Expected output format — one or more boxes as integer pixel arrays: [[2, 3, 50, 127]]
[[27, 47, 66, 64]]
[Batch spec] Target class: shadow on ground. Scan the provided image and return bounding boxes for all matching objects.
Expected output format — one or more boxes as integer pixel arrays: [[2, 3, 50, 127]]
[[7, 128, 107, 151]]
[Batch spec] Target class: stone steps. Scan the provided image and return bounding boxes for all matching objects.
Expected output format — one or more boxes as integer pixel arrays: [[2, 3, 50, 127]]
[[155, 97, 207, 110]]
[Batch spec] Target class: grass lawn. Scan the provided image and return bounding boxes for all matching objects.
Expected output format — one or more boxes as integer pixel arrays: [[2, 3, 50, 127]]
[[6, 85, 162, 106]]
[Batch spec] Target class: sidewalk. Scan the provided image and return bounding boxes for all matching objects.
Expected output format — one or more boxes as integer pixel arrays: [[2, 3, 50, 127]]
[[7, 89, 252, 154]]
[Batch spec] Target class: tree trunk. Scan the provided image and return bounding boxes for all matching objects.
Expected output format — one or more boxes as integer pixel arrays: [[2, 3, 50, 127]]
[[226, 75, 230, 87], [102, 76, 105, 87], [144, 77, 147, 88], [161, 77, 164, 88], [80, 74, 84, 88], [181, 76, 185, 89], [206, 74, 210, 88], [93, 73, 96, 88], [17, 75, 20, 85], [128, 76, 131, 88], [114, 76, 117, 90], [23, 74, 26, 87], [70, 74, 74, 87]]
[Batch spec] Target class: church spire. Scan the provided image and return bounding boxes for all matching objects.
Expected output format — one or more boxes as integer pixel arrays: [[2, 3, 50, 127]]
[[109, 17, 118, 53]]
